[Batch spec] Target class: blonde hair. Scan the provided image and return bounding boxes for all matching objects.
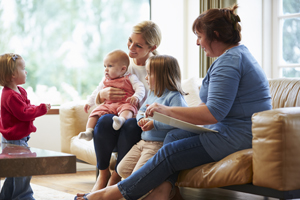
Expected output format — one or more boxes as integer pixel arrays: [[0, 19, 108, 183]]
[[0, 53, 21, 86], [146, 55, 188, 97], [133, 21, 162, 55], [106, 49, 130, 70]]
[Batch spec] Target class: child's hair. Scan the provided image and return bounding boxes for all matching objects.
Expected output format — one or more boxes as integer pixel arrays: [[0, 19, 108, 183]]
[[106, 49, 130, 70], [0, 53, 22, 86], [133, 21, 162, 55], [146, 55, 188, 97]]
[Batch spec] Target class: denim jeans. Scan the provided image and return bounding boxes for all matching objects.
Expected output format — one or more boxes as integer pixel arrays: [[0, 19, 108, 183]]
[[118, 129, 214, 200], [93, 114, 141, 171], [0, 136, 35, 200]]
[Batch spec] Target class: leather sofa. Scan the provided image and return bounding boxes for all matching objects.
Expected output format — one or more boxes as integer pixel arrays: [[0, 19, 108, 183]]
[[60, 77, 300, 199]]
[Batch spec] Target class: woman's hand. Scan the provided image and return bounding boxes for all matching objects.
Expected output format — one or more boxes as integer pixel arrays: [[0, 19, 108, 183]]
[[100, 87, 126, 102], [137, 118, 154, 131], [84, 104, 91, 113], [145, 102, 170, 118]]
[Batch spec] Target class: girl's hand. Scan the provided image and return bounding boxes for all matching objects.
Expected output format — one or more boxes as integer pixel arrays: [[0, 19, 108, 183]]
[[100, 87, 126, 102], [84, 104, 91, 113], [45, 104, 51, 111], [145, 103, 169, 118], [126, 96, 139, 106], [138, 118, 154, 131]]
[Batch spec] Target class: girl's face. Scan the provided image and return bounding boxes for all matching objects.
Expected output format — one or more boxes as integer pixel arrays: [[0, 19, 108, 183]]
[[103, 55, 126, 80], [195, 30, 217, 57], [127, 33, 152, 60], [12, 58, 27, 85], [145, 62, 155, 91]]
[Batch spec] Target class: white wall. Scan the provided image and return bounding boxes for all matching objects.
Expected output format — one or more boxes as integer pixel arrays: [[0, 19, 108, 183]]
[[151, 0, 199, 79]]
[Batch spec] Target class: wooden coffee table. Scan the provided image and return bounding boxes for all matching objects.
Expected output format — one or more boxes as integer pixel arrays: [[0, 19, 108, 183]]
[[0, 143, 76, 177]]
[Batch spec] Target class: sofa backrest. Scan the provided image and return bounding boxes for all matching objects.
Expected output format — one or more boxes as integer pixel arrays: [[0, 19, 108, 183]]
[[269, 78, 300, 109]]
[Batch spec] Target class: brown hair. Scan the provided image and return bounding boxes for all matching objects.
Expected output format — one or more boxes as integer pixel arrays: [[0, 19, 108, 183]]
[[146, 55, 188, 97], [192, 4, 241, 45], [133, 21, 162, 55], [0, 53, 22, 86]]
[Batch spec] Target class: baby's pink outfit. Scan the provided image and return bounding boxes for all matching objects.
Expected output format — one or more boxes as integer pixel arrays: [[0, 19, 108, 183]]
[[90, 74, 139, 118]]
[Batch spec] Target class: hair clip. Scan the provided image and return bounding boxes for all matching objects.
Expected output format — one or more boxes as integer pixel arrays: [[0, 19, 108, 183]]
[[11, 55, 18, 61]]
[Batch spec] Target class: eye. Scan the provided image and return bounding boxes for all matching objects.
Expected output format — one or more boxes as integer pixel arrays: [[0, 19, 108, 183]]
[[136, 44, 142, 48]]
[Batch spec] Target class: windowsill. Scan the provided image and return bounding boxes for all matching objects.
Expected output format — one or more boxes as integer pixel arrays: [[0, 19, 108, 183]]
[[46, 106, 60, 115]]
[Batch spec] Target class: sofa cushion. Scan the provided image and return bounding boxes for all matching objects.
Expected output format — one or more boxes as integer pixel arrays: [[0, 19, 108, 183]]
[[181, 77, 202, 107], [176, 148, 253, 188], [252, 107, 300, 191]]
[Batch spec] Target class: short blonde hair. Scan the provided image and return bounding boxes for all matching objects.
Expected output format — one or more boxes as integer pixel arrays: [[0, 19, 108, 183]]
[[133, 21, 162, 55], [106, 49, 130, 70], [146, 55, 188, 97], [0, 53, 21, 86]]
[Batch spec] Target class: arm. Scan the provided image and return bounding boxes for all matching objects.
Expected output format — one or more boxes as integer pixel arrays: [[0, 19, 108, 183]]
[[6, 94, 48, 121], [147, 55, 241, 125]]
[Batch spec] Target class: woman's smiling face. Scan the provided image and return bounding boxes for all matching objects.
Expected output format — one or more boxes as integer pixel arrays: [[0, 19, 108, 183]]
[[127, 33, 151, 60]]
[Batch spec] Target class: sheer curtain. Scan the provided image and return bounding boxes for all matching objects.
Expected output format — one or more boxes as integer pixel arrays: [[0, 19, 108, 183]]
[[198, 0, 236, 77]]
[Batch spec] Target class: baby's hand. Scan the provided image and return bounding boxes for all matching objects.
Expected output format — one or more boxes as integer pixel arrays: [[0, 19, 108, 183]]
[[45, 104, 51, 111], [126, 96, 139, 106], [84, 104, 91, 113], [137, 118, 154, 131]]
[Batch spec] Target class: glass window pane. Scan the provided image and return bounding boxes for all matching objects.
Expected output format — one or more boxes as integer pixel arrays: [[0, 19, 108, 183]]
[[281, 67, 300, 78], [281, 18, 300, 64], [282, 0, 300, 15], [0, 0, 150, 105]]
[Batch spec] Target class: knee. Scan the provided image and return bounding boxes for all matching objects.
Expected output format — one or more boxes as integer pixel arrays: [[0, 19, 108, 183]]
[[94, 114, 115, 139], [116, 163, 130, 179]]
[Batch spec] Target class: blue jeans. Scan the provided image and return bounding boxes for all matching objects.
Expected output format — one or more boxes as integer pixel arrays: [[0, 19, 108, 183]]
[[93, 114, 141, 171], [118, 129, 214, 200], [0, 136, 35, 200]]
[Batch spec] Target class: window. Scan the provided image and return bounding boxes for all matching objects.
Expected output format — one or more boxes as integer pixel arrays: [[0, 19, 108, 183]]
[[0, 0, 150, 105], [273, 0, 300, 78]]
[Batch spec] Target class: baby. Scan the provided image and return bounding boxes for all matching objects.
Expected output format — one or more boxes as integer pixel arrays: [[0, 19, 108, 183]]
[[79, 50, 145, 140]]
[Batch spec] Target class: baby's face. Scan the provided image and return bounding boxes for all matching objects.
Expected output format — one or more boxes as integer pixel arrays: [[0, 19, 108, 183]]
[[103, 56, 125, 80]]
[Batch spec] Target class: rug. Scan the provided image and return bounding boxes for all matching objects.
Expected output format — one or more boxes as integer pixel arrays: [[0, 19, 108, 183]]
[[32, 183, 75, 200]]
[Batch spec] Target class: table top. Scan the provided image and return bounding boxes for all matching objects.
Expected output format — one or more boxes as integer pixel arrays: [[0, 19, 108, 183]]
[[0, 143, 76, 177]]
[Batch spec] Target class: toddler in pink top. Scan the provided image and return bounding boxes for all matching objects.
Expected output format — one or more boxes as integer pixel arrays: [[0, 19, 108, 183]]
[[79, 50, 145, 141]]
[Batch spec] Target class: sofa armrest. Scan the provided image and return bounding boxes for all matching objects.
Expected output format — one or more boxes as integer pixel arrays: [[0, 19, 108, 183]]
[[252, 107, 300, 191], [60, 101, 90, 154]]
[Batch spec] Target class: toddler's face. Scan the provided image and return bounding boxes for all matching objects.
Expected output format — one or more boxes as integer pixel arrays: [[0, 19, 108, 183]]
[[103, 56, 125, 80], [13, 58, 27, 85]]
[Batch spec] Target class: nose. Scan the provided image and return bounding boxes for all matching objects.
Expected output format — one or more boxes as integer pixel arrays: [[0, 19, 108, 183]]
[[145, 75, 148, 80], [196, 39, 200, 46], [129, 43, 134, 50]]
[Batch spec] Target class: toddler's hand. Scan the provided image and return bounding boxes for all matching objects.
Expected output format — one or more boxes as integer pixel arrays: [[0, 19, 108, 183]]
[[45, 104, 51, 111], [84, 104, 91, 113], [126, 96, 139, 106]]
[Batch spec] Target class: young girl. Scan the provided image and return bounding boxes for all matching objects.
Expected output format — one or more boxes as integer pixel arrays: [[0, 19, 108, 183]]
[[0, 53, 51, 200], [78, 50, 145, 140], [116, 55, 188, 179]]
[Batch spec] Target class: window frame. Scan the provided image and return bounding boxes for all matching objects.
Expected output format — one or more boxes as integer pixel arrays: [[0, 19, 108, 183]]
[[272, 0, 300, 78]]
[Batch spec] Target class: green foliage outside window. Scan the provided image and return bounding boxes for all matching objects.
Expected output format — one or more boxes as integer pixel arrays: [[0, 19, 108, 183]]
[[0, 0, 149, 105]]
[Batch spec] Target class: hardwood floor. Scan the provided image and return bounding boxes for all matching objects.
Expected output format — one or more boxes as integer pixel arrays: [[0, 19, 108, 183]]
[[2, 171, 280, 199]]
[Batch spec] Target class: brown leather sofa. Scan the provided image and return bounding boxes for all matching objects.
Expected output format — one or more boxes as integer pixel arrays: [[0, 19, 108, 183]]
[[60, 78, 300, 199]]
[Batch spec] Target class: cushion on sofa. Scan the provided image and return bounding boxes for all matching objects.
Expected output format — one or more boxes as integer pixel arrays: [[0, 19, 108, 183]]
[[252, 107, 300, 191], [176, 148, 253, 188], [181, 77, 202, 107]]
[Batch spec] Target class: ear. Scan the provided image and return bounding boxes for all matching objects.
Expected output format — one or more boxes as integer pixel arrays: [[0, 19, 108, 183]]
[[150, 45, 157, 53], [214, 31, 220, 38], [121, 65, 127, 73]]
